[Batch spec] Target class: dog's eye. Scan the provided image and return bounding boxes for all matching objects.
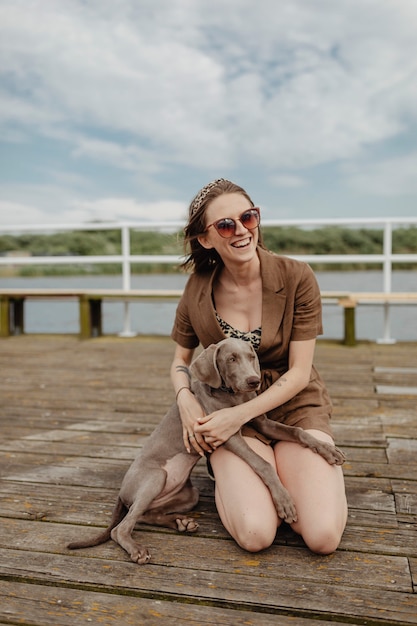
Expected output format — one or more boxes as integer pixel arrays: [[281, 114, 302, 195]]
[[228, 355, 237, 362]]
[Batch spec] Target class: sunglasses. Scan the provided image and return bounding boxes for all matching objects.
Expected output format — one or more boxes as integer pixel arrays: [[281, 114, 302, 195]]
[[206, 207, 260, 238]]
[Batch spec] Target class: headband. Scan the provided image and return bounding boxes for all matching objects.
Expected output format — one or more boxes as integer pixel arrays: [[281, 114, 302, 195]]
[[190, 178, 227, 216]]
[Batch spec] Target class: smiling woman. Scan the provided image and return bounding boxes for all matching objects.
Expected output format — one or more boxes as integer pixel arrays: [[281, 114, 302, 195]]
[[170, 178, 348, 556]]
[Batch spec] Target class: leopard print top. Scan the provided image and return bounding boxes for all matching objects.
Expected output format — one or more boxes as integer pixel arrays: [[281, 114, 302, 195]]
[[215, 312, 261, 351]]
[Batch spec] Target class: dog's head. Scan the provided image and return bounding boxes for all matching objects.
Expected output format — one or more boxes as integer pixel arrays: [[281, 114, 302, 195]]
[[190, 338, 261, 393]]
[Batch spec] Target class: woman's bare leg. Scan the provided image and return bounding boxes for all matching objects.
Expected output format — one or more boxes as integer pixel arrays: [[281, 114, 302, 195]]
[[274, 429, 347, 554], [209, 437, 281, 552]]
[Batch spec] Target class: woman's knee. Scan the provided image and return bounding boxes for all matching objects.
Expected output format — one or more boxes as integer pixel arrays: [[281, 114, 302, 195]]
[[211, 439, 280, 552], [295, 507, 347, 555], [302, 524, 343, 555], [233, 514, 278, 553]]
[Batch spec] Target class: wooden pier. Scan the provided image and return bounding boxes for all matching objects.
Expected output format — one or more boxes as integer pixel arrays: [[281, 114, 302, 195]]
[[0, 335, 416, 625]]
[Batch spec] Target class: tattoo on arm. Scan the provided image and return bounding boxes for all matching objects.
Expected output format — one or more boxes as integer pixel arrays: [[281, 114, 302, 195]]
[[276, 376, 288, 387], [176, 365, 191, 382]]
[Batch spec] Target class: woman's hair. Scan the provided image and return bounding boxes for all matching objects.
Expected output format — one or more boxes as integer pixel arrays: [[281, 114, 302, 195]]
[[181, 178, 265, 273]]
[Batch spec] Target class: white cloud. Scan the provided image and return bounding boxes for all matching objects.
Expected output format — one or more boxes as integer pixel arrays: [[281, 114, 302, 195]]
[[0, 200, 49, 227], [0, 184, 186, 227], [1, 0, 417, 173], [1, 0, 417, 223], [345, 152, 417, 196], [71, 137, 162, 174], [77, 197, 186, 222]]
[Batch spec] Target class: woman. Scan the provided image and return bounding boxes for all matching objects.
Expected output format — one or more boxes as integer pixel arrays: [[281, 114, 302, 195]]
[[170, 179, 347, 555]]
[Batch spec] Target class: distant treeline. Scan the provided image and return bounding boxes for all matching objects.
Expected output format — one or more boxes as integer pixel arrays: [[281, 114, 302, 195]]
[[0, 225, 416, 276]]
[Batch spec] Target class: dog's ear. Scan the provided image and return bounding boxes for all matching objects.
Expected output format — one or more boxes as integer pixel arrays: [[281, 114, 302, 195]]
[[190, 344, 222, 388]]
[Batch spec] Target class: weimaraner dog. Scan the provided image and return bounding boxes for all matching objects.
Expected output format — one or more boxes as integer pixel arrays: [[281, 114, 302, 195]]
[[67, 337, 345, 564]]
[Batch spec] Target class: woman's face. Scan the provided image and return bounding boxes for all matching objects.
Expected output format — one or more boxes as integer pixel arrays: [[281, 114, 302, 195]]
[[197, 192, 259, 265]]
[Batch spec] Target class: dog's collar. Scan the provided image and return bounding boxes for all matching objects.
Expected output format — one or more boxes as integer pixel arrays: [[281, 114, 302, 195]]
[[217, 384, 235, 394]]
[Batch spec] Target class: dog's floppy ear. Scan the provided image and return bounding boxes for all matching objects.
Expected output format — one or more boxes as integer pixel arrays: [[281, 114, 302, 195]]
[[190, 344, 222, 388]]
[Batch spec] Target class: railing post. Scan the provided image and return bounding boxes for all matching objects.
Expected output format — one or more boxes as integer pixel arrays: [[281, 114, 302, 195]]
[[119, 224, 136, 337], [378, 221, 396, 344]]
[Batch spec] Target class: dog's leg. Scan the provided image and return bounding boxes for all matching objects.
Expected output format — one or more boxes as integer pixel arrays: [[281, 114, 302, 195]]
[[67, 497, 127, 550], [137, 479, 199, 531], [110, 467, 169, 564], [224, 434, 297, 523], [251, 416, 346, 465]]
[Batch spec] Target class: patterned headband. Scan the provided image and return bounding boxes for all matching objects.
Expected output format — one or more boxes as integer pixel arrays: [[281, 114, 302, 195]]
[[190, 178, 227, 216]]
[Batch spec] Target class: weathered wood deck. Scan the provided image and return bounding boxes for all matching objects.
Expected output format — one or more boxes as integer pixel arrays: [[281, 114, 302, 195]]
[[0, 335, 416, 625]]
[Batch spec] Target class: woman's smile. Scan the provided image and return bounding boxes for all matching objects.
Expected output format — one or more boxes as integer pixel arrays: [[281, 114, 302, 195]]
[[231, 236, 252, 249]]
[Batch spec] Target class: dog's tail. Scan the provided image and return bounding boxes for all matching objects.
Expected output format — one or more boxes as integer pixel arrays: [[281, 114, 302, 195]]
[[67, 497, 127, 550]]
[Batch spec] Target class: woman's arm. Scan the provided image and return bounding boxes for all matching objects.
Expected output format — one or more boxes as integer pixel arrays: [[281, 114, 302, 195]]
[[170, 343, 212, 455], [194, 338, 316, 448]]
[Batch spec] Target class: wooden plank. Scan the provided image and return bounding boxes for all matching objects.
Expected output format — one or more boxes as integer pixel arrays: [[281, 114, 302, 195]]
[[342, 460, 417, 480], [1, 547, 416, 624], [0, 288, 184, 298], [1, 481, 415, 559], [339, 524, 417, 557], [374, 366, 417, 374], [392, 479, 417, 495], [2, 517, 411, 592], [338, 446, 387, 463], [2, 287, 413, 302], [395, 492, 417, 516], [376, 385, 417, 396], [392, 480, 417, 518], [387, 438, 417, 464], [338, 292, 417, 302], [4, 450, 414, 487], [0, 439, 145, 461], [0, 520, 410, 602], [0, 435, 387, 464], [331, 418, 386, 446], [0, 580, 370, 626], [381, 413, 417, 439], [343, 476, 395, 513]]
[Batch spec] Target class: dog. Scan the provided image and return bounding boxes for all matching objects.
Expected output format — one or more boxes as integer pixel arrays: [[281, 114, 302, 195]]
[[67, 338, 345, 564]]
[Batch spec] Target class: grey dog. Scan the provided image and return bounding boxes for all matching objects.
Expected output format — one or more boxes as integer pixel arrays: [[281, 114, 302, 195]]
[[67, 338, 345, 564]]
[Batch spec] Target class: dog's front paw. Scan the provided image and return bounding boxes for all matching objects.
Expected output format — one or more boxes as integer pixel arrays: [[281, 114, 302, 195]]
[[315, 442, 346, 465], [332, 445, 346, 465], [175, 516, 199, 533], [275, 492, 297, 524]]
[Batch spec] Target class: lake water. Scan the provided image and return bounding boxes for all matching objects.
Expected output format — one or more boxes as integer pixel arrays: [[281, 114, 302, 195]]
[[0, 271, 416, 342]]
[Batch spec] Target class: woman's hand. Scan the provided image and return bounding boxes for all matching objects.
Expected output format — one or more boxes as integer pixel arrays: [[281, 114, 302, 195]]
[[171, 344, 213, 456], [194, 406, 242, 449], [177, 390, 213, 456]]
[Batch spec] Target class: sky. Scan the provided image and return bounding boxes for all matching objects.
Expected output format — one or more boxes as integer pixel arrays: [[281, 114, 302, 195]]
[[1, 0, 417, 228]]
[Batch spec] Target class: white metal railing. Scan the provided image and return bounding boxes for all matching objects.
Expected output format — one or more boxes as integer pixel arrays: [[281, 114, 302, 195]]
[[1, 217, 416, 341]]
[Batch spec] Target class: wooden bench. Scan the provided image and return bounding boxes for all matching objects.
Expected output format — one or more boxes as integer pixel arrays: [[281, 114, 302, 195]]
[[321, 291, 417, 346], [0, 289, 183, 340], [1, 288, 416, 345]]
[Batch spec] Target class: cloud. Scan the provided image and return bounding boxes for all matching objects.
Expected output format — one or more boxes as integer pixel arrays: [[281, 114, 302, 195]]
[[1, 0, 417, 175], [1, 0, 417, 226], [0, 200, 50, 228], [345, 151, 417, 196], [0, 184, 186, 227], [77, 197, 186, 222], [71, 137, 162, 175]]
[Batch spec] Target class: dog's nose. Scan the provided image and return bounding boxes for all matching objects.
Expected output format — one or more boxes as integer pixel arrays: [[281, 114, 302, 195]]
[[246, 376, 260, 389]]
